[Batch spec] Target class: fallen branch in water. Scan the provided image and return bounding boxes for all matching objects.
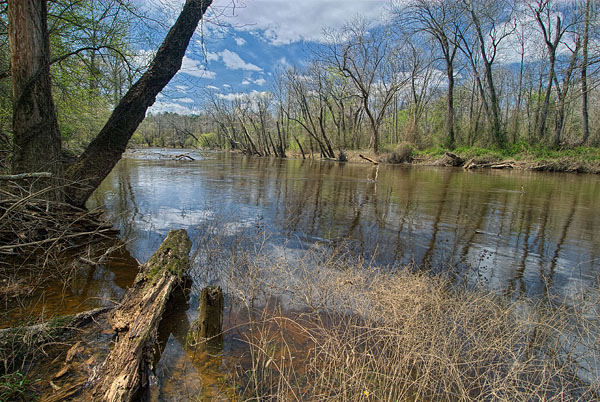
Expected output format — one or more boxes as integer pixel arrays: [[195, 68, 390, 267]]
[[359, 154, 379, 165]]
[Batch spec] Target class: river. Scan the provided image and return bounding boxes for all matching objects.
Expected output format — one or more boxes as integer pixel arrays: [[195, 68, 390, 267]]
[[52, 148, 598, 399], [89, 149, 599, 301]]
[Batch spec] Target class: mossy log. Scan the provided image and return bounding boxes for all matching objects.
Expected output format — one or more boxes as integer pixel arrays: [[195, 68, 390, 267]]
[[87, 229, 192, 402]]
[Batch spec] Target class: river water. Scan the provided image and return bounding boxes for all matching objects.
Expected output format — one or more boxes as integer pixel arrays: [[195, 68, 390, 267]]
[[75, 149, 600, 398], [90, 149, 599, 300]]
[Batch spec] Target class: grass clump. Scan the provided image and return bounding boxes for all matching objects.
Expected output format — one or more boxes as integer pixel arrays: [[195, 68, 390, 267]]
[[0, 371, 32, 401]]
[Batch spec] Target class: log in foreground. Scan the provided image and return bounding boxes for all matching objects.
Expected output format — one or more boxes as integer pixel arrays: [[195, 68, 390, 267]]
[[88, 229, 192, 402]]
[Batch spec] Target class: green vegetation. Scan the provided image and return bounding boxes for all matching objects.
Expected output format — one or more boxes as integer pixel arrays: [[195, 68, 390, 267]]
[[0, 372, 34, 401]]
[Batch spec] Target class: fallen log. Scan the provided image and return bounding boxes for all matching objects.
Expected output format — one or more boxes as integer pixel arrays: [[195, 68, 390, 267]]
[[464, 159, 515, 170], [359, 154, 379, 165], [87, 229, 192, 402]]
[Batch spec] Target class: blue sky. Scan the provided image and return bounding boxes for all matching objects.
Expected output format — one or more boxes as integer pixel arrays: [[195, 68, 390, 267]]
[[144, 0, 390, 114]]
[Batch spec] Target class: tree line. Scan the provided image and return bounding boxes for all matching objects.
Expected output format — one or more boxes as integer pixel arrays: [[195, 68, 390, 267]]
[[135, 0, 600, 157]]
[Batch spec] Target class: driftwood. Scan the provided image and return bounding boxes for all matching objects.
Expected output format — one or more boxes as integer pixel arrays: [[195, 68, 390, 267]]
[[87, 229, 192, 402], [359, 154, 379, 165], [464, 159, 515, 170], [435, 152, 465, 167]]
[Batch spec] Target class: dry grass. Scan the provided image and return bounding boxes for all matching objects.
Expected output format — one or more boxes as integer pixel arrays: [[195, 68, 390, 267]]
[[189, 228, 600, 401]]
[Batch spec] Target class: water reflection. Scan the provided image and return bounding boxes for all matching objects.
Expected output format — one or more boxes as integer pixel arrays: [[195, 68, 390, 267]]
[[89, 150, 600, 300]]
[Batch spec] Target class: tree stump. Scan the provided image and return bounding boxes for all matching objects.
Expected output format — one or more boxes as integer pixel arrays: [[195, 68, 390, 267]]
[[197, 286, 224, 342]]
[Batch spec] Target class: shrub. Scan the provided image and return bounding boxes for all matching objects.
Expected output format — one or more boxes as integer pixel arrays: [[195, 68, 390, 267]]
[[386, 142, 415, 164]]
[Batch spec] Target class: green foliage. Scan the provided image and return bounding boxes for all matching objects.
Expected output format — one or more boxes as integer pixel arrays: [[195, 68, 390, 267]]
[[198, 132, 219, 148], [416, 146, 446, 158], [0, 372, 34, 401]]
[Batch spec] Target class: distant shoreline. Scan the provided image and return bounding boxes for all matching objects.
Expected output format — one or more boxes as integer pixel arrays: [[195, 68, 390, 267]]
[[125, 146, 600, 175]]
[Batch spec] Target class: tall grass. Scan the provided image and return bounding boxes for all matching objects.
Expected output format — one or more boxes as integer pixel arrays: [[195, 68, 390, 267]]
[[190, 224, 600, 401]]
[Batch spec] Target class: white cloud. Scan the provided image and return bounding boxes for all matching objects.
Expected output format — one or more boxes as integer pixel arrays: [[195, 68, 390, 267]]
[[213, 0, 389, 45], [223, 84, 231, 88], [241, 77, 267, 86], [150, 100, 195, 115], [175, 85, 189, 92], [133, 49, 156, 69], [234, 36, 247, 46], [206, 51, 219, 62], [216, 90, 270, 102], [206, 85, 220, 90], [180, 56, 217, 79], [219, 49, 262, 71], [176, 97, 195, 103]]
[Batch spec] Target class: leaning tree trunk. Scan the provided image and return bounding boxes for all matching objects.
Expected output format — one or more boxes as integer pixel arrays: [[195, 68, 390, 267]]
[[65, 0, 213, 207], [8, 0, 63, 200]]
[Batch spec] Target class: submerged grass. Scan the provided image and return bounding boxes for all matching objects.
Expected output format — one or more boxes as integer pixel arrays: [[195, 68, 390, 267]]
[[187, 221, 600, 401]]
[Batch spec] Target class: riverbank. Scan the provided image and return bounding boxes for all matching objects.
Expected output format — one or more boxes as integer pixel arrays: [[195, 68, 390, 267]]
[[284, 145, 600, 174], [3, 230, 598, 400]]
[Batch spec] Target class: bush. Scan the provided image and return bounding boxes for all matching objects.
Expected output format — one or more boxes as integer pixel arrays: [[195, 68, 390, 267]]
[[386, 142, 415, 164]]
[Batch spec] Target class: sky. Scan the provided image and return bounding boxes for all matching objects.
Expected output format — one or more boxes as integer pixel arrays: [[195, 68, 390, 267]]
[[144, 0, 391, 114]]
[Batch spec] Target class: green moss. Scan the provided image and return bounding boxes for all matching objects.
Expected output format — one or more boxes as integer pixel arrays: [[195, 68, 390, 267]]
[[142, 229, 192, 286]]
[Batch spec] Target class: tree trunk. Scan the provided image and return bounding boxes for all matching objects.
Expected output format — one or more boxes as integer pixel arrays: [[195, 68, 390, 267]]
[[65, 0, 212, 207], [8, 0, 63, 200], [581, 0, 590, 144], [446, 61, 455, 149]]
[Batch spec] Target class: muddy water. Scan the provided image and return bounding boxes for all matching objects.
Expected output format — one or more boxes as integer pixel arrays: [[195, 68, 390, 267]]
[[37, 148, 598, 400]]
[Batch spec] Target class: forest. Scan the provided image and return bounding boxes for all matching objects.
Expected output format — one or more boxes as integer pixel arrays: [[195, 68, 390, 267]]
[[2, 0, 600, 170]]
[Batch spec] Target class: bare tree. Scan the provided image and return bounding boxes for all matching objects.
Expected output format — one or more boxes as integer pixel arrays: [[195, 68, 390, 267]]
[[403, 0, 462, 149], [325, 21, 404, 153]]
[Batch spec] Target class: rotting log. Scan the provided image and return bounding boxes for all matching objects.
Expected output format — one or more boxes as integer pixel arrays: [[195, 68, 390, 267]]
[[435, 152, 465, 167], [87, 229, 192, 402]]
